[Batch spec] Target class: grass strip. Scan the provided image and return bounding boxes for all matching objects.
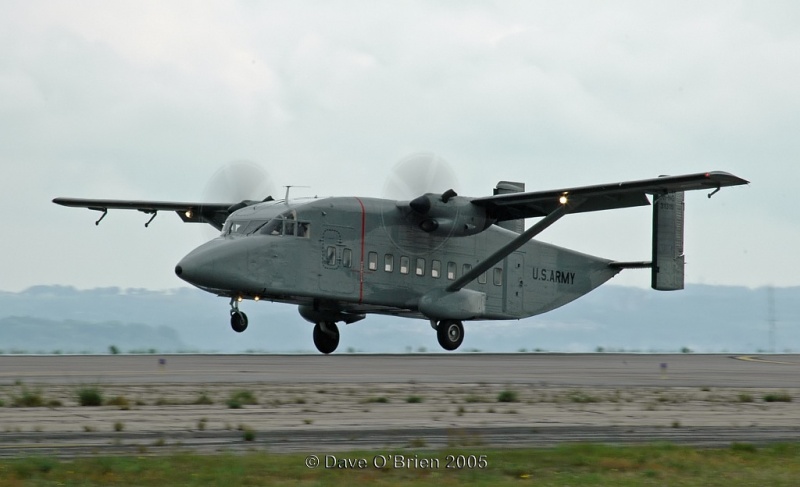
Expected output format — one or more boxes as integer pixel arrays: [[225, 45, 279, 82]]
[[2, 443, 800, 486]]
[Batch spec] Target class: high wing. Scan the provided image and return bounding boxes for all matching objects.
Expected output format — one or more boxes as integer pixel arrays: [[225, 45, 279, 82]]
[[52, 197, 236, 230], [471, 171, 749, 221]]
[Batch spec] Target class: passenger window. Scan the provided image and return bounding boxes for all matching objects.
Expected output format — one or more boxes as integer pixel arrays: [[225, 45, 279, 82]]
[[493, 267, 503, 286], [415, 258, 425, 276], [326, 246, 337, 266], [447, 262, 456, 280], [342, 248, 352, 268], [368, 252, 378, 271], [384, 254, 394, 272], [431, 260, 441, 278], [400, 256, 410, 275], [477, 269, 487, 285]]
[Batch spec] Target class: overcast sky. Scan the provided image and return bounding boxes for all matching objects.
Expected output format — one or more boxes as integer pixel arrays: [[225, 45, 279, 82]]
[[1, 1, 798, 292]]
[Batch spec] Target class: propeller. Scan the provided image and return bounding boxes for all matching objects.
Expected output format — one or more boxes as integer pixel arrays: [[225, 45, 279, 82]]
[[199, 160, 276, 238], [202, 160, 276, 205], [381, 152, 460, 202]]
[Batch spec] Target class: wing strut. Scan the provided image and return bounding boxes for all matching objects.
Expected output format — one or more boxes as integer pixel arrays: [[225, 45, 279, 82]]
[[447, 201, 574, 292]]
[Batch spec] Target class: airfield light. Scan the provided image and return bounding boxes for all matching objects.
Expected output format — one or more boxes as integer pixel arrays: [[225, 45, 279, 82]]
[[558, 195, 568, 205], [184, 210, 193, 219]]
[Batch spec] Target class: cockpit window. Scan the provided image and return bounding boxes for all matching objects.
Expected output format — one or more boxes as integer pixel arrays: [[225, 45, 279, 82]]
[[222, 219, 268, 236], [257, 211, 311, 238]]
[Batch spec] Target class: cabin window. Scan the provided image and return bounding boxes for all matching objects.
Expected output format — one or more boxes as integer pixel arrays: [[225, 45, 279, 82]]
[[325, 246, 337, 266], [415, 258, 425, 276], [368, 252, 378, 271], [400, 256, 410, 275], [431, 260, 441, 278], [284, 221, 296, 236], [260, 217, 283, 236], [447, 262, 456, 280], [342, 248, 353, 268], [297, 222, 309, 238], [493, 267, 503, 286], [384, 254, 394, 272]]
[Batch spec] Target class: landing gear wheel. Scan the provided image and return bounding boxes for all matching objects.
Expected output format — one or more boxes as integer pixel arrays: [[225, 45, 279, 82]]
[[437, 320, 464, 351], [313, 322, 340, 354], [231, 310, 248, 333]]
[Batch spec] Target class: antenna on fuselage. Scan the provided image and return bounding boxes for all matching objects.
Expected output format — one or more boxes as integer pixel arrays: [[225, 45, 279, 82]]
[[284, 185, 310, 203]]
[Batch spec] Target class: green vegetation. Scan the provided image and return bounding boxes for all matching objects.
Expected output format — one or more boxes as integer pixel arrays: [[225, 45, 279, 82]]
[[193, 392, 214, 405], [496, 390, 519, 403], [10, 386, 46, 407], [77, 387, 104, 406], [227, 390, 258, 409], [361, 396, 389, 404], [2, 443, 800, 485], [405, 395, 424, 403], [106, 395, 131, 410], [763, 392, 793, 403]]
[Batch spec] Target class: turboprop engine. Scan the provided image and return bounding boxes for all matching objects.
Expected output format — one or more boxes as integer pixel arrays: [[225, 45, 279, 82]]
[[400, 189, 494, 237]]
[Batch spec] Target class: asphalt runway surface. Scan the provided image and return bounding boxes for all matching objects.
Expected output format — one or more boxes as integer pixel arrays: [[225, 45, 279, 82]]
[[0, 353, 799, 457], [1, 353, 799, 387]]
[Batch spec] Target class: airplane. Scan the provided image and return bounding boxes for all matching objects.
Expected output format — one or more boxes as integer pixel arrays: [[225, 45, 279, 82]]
[[54, 169, 748, 354]]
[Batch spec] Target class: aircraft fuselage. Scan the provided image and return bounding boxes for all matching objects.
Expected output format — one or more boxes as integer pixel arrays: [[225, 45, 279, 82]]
[[175, 196, 619, 323]]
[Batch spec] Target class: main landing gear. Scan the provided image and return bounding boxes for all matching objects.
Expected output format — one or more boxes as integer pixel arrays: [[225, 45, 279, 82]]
[[313, 322, 340, 354], [436, 320, 464, 351], [230, 298, 248, 333]]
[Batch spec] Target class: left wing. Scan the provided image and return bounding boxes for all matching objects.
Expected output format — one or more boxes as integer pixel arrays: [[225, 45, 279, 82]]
[[471, 171, 748, 221], [53, 197, 236, 229]]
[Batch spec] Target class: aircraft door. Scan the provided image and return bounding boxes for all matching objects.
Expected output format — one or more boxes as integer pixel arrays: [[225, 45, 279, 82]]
[[319, 226, 357, 295], [504, 252, 524, 314]]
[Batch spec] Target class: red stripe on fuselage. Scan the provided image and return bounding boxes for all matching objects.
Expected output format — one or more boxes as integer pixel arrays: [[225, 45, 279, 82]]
[[355, 197, 366, 304]]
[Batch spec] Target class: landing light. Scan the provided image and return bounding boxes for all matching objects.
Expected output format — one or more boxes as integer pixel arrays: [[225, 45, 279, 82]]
[[237, 296, 243, 303], [558, 195, 568, 205], [254, 296, 260, 302], [184, 210, 193, 218]]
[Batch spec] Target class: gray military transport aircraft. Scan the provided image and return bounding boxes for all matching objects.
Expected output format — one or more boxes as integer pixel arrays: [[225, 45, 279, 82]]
[[54, 170, 747, 354]]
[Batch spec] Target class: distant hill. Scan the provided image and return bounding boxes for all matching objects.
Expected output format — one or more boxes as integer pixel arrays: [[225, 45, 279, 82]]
[[0, 284, 796, 354]]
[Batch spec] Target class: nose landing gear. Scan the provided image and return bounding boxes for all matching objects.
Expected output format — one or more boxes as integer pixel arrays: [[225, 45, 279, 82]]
[[230, 298, 248, 333]]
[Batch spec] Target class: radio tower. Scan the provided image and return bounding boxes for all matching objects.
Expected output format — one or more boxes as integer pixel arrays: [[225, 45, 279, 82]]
[[768, 286, 776, 354]]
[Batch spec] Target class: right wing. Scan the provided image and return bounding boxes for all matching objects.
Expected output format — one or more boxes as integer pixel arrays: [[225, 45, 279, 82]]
[[471, 171, 749, 221], [53, 197, 236, 230]]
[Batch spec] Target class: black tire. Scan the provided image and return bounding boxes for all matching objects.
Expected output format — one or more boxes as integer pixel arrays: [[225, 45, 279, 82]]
[[231, 311, 248, 333], [437, 320, 464, 351], [313, 322, 340, 354]]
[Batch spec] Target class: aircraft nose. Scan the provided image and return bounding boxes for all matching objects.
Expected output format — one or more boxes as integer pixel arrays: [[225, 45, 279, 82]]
[[175, 238, 258, 292]]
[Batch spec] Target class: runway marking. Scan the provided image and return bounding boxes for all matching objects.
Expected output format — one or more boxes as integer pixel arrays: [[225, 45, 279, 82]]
[[733, 356, 800, 365]]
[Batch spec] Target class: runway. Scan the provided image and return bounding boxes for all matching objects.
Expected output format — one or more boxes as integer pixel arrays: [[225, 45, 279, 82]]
[[1, 353, 799, 388], [0, 354, 798, 456]]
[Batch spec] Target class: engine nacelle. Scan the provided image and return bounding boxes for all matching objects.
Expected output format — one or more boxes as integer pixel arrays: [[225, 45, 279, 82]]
[[402, 192, 494, 237]]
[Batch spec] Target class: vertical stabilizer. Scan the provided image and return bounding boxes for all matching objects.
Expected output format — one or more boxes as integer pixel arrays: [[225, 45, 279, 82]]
[[652, 191, 685, 290], [494, 181, 525, 234]]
